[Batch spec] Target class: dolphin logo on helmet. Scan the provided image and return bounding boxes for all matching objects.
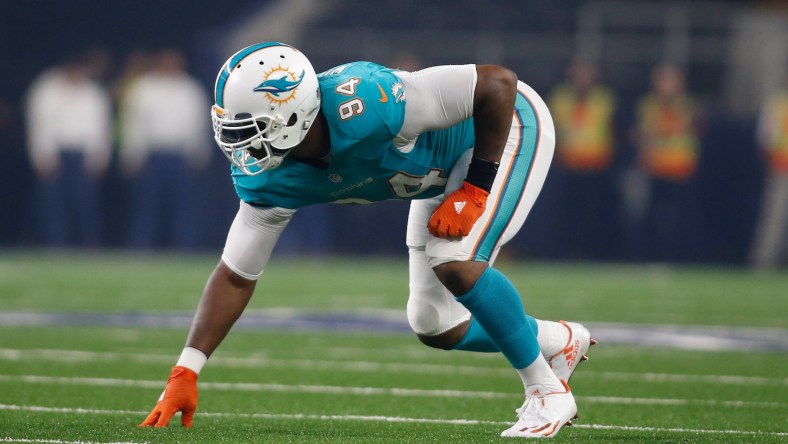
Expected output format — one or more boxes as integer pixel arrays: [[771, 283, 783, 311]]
[[254, 70, 305, 96]]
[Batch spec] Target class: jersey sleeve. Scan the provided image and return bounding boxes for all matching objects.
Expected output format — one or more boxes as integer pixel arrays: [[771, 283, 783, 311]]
[[394, 64, 477, 145], [221, 201, 295, 280]]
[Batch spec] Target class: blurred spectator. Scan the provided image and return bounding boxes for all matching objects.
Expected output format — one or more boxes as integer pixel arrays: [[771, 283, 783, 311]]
[[548, 59, 619, 259], [113, 50, 153, 144], [750, 76, 788, 269], [120, 48, 211, 249], [634, 63, 701, 262], [24, 53, 112, 247]]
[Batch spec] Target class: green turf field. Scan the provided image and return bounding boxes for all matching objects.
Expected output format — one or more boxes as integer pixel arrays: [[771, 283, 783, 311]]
[[0, 252, 786, 443]]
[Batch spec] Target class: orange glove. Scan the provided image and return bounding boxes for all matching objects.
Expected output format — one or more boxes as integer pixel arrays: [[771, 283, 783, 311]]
[[428, 181, 490, 238], [139, 366, 198, 428]]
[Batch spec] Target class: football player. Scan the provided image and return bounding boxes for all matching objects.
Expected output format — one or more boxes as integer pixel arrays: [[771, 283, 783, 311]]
[[140, 42, 594, 438]]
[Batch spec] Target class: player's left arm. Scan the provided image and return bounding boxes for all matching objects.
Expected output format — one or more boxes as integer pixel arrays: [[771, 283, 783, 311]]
[[397, 64, 517, 237], [470, 65, 518, 166]]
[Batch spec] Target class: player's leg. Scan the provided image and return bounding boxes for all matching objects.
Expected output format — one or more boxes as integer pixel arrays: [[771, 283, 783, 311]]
[[407, 189, 512, 351], [407, 199, 574, 358], [431, 261, 578, 439], [428, 82, 575, 437], [448, 106, 593, 381], [407, 207, 586, 437], [407, 199, 592, 381]]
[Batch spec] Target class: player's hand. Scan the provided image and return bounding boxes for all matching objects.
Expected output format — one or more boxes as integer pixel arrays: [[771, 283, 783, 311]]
[[428, 181, 489, 238], [139, 366, 198, 428]]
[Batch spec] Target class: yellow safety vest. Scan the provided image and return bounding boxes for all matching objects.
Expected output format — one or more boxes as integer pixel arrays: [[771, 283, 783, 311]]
[[764, 92, 788, 173], [637, 94, 699, 181], [549, 85, 615, 172]]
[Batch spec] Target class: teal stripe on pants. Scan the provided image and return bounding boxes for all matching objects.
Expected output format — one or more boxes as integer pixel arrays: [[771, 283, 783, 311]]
[[471, 91, 541, 261]]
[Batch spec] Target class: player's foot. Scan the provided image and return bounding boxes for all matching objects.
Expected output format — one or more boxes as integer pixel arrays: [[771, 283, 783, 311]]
[[547, 321, 595, 383], [500, 379, 577, 438]]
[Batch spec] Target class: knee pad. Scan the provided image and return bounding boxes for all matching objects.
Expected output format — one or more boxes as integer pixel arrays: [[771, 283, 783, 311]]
[[406, 288, 471, 337], [407, 244, 471, 337], [406, 296, 442, 336]]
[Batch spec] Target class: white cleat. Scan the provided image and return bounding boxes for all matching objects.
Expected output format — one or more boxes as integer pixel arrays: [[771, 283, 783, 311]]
[[547, 320, 595, 382], [500, 379, 577, 438]]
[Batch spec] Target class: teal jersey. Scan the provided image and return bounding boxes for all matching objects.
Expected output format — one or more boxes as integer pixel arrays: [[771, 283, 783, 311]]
[[232, 62, 476, 208]]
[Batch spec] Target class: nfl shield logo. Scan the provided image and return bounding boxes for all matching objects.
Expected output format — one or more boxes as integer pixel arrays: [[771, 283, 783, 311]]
[[328, 173, 343, 183]]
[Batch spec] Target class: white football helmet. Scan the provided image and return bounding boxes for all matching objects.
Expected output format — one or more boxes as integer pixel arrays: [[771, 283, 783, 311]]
[[211, 42, 321, 175]]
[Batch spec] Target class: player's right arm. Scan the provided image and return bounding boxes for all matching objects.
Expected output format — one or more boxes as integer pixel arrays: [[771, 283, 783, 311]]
[[184, 201, 294, 355], [140, 201, 294, 428]]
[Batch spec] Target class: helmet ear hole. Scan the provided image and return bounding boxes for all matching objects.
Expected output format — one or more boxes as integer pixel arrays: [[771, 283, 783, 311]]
[[286, 113, 298, 127]]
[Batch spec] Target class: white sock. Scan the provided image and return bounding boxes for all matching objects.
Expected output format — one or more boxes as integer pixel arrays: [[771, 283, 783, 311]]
[[536, 319, 570, 357], [517, 355, 564, 393]]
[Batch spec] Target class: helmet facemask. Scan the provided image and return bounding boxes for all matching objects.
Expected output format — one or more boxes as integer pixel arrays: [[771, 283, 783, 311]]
[[212, 107, 291, 174]]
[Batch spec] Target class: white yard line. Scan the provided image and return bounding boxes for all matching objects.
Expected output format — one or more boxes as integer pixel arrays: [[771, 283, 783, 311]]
[[1, 438, 145, 444], [0, 374, 783, 409], [0, 404, 785, 438], [1, 348, 784, 386]]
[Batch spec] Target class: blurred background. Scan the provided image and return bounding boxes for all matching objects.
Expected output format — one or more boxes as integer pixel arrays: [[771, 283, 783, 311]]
[[1, 0, 788, 268]]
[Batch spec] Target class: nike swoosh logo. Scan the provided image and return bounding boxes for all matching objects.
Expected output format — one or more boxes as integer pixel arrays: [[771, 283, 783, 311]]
[[376, 83, 389, 103]]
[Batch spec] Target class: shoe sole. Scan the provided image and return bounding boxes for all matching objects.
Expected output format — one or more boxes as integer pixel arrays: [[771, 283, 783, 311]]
[[501, 410, 578, 438]]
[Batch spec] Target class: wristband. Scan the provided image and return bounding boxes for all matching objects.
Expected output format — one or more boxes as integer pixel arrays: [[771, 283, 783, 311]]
[[465, 156, 500, 192], [176, 347, 208, 375]]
